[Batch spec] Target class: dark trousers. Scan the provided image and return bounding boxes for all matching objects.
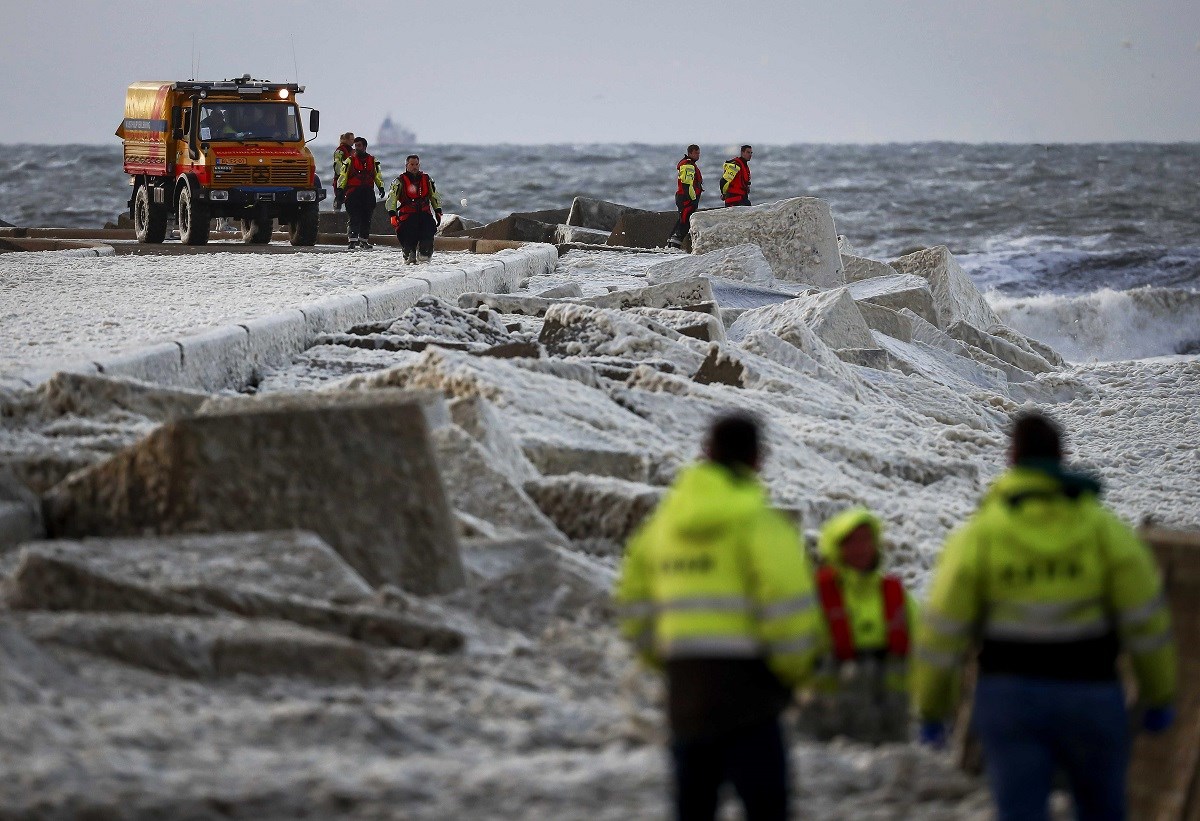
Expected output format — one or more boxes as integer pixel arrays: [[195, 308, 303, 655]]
[[972, 675, 1130, 821], [397, 211, 437, 257], [671, 193, 699, 240], [345, 187, 376, 239], [333, 186, 345, 210], [670, 719, 789, 821], [724, 197, 751, 207]]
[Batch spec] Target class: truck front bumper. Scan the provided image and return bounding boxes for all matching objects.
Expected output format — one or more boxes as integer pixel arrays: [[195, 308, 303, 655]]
[[203, 186, 326, 206]]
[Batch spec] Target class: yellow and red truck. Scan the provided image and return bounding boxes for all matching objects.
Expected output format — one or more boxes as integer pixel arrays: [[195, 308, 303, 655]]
[[116, 75, 324, 246]]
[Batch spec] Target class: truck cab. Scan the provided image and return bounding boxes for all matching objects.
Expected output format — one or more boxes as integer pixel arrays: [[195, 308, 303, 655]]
[[117, 75, 325, 246]]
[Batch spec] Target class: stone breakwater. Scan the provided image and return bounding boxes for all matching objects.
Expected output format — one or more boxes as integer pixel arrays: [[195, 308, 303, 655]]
[[1, 195, 1197, 819]]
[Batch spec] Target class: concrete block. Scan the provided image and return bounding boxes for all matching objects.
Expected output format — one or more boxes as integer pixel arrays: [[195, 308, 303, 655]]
[[361, 279, 430, 323], [538, 283, 584, 299], [727, 289, 875, 351], [847, 273, 940, 328], [871, 332, 1009, 394], [900, 309, 970, 355], [855, 301, 913, 343], [521, 440, 650, 483], [627, 306, 726, 343], [176, 325, 253, 392], [539, 303, 706, 374], [566, 197, 652, 232], [475, 239, 527, 254], [837, 235, 858, 256], [582, 277, 715, 311], [459, 293, 559, 316], [386, 296, 514, 347], [464, 215, 555, 243], [690, 197, 844, 287], [835, 347, 893, 370], [555, 224, 611, 245], [0, 468, 43, 554], [645, 244, 775, 289], [240, 310, 310, 374], [991, 325, 1065, 367], [44, 389, 466, 595], [524, 474, 663, 549], [446, 395, 540, 486], [298, 293, 370, 336], [94, 341, 183, 387], [608, 210, 682, 249], [946, 321, 1056, 373], [474, 259, 512, 292], [843, 254, 897, 283], [890, 245, 1001, 330], [433, 236, 476, 253], [415, 268, 470, 302], [693, 346, 747, 388]]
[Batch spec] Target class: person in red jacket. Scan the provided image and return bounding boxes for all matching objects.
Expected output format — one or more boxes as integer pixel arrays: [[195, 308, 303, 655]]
[[667, 144, 703, 249], [336, 137, 384, 249], [720, 145, 753, 207], [386, 155, 443, 264]]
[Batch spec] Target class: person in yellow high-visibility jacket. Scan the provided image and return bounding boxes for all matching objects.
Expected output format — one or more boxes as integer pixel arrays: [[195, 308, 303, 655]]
[[615, 412, 823, 821], [914, 411, 1176, 821], [797, 507, 915, 743]]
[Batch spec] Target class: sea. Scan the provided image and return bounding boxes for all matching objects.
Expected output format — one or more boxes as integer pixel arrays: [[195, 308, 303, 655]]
[[2, 142, 1198, 359]]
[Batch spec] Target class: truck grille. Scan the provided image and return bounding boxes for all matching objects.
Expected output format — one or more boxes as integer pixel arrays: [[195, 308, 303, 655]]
[[212, 160, 310, 186]]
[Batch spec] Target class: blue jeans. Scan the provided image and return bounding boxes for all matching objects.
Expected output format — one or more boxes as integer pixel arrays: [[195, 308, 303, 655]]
[[972, 675, 1130, 821]]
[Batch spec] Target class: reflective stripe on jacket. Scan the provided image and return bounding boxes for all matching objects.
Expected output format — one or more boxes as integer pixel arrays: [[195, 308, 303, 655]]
[[333, 145, 353, 184], [676, 157, 702, 201], [614, 461, 824, 688], [386, 172, 442, 220], [338, 153, 383, 191], [720, 157, 750, 201], [913, 464, 1176, 722]]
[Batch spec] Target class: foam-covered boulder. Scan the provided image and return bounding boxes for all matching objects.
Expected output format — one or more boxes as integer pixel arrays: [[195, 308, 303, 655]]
[[945, 320, 1056, 374], [626, 307, 726, 343], [554, 224, 611, 245], [583, 277, 715, 311], [644, 244, 775, 289], [521, 440, 650, 483], [842, 254, 897, 283], [43, 389, 465, 595], [539, 303, 707, 374], [524, 474, 663, 552], [847, 274, 940, 328], [690, 197, 844, 287], [855, 302, 913, 343], [0, 468, 43, 553], [386, 296, 514, 347], [871, 332, 1009, 394], [727, 289, 875, 351], [890, 246, 1001, 330]]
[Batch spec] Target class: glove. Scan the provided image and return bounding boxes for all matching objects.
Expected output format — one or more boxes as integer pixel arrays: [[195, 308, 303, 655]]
[[435, 209, 443, 227], [918, 721, 947, 750], [378, 189, 385, 200], [1143, 706, 1175, 734], [389, 215, 399, 229]]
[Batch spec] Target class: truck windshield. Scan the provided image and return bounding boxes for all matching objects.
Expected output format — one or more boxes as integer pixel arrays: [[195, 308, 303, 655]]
[[198, 103, 301, 142]]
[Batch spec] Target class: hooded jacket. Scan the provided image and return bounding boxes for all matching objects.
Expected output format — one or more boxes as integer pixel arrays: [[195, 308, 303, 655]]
[[615, 461, 824, 739], [812, 508, 914, 693], [913, 462, 1176, 722]]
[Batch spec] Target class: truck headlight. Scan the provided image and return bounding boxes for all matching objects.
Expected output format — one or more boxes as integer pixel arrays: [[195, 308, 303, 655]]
[[296, 191, 316, 202], [210, 190, 229, 201]]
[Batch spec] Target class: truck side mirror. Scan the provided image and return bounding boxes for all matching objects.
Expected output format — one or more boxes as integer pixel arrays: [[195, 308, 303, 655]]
[[309, 110, 320, 135]]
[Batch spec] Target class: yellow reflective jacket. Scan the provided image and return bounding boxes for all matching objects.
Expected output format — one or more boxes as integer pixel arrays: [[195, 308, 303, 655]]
[[913, 464, 1176, 722], [333, 145, 352, 183], [614, 461, 824, 688], [812, 507, 915, 693]]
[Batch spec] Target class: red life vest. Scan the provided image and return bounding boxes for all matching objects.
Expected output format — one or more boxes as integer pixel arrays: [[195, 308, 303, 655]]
[[396, 172, 433, 219], [676, 157, 703, 199], [722, 157, 751, 203], [815, 565, 909, 662], [345, 153, 377, 191]]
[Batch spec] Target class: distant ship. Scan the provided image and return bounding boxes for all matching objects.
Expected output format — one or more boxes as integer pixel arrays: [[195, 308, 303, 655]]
[[377, 115, 416, 147]]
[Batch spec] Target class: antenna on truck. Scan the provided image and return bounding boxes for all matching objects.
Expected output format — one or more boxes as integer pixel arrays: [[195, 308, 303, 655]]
[[291, 36, 300, 85]]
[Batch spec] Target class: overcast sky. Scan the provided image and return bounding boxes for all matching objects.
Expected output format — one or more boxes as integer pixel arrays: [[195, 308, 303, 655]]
[[1, 0, 1197, 145]]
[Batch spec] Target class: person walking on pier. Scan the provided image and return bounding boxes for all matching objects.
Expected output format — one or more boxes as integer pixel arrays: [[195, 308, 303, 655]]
[[387, 155, 443, 264], [332, 131, 355, 212], [667, 144, 703, 249], [914, 410, 1176, 821], [720, 145, 753, 207], [337, 136, 384, 249], [615, 412, 823, 821]]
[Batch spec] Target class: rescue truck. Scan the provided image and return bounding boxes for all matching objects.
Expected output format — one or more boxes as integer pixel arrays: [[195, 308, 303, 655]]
[[116, 75, 324, 246]]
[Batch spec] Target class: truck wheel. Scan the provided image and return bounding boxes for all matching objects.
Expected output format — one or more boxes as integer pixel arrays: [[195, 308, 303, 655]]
[[177, 186, 210, 246], [241, 211, 273, 245], [289, 204, 319, 246], [133, 185, 168, 244]]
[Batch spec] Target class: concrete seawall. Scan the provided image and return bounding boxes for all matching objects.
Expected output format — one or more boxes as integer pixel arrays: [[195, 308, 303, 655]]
[[12, 244, 558, 393]]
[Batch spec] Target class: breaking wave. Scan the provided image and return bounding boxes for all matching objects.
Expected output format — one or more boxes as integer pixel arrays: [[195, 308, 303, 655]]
[[991, 286, 1200, 362]]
